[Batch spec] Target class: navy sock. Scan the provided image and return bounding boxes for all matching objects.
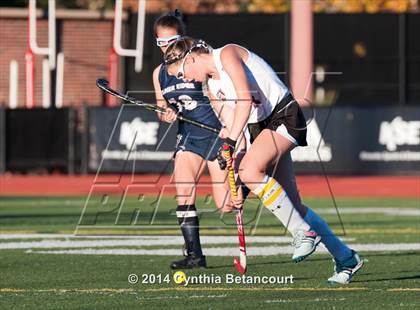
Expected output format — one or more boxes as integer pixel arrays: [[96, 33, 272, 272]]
[[304, 207, 353, 262], [176, 204, 203, 257]]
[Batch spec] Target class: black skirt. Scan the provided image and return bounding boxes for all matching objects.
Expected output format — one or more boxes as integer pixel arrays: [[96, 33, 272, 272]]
[[247, 93, 308, 146]]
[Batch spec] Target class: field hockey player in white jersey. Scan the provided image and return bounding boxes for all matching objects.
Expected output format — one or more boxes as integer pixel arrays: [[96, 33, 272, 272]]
[[163, 37, 364, 284]]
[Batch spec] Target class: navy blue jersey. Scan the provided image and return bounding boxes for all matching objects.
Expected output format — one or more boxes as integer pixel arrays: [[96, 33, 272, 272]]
[[158, 65, 222, 139]]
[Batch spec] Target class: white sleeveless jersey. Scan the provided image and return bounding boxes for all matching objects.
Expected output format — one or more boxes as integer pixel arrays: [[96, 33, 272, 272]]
[[207, 44, 290, 123]]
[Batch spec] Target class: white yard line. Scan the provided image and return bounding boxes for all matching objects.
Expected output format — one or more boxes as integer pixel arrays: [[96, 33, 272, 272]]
[[0, 234, 75, 239], [265, 297, 346, 303], [25, 243, 420, 256], [0, 235, 355, 250], [317, 208, 420, 216], [136, 294, 228, 301]]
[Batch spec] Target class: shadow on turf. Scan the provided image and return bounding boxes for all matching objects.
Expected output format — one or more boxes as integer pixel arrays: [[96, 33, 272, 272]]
[[352, 252, 420, 283], [354, 274, 420, 283], [362, 251, 419, 258], [206, 257, 332, 270], [206, 252, 420, 272]]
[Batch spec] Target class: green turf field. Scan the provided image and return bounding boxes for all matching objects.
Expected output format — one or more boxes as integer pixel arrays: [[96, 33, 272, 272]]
[[0, 196, 419, 309]]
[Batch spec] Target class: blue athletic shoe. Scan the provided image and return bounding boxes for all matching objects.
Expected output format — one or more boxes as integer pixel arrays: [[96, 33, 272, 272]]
[[328, 250, 364, 284]]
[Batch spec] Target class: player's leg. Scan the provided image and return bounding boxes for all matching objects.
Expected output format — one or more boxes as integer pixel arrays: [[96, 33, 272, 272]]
[[170, 151, 207, 269], [272, 151, 363, 283], [207, 158, 231, 212], [238, 129, 320, 261], [238, 129, 309, 228]]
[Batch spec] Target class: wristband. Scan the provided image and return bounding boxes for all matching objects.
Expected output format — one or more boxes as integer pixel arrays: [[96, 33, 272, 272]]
[[225, 137, 237, 148]]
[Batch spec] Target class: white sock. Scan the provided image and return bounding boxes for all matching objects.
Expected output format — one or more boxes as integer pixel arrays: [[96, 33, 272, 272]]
[[304, 207, 352, 261], [253, 176, 311, 234]]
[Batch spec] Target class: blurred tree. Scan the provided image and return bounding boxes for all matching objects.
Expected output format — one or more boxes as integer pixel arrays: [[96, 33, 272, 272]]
[[313, 0, 419, 13], [1, 0, 418, 12], [141, 0, 240, 14], [247, 0, 289, 13], [74, 0, 114, 10]]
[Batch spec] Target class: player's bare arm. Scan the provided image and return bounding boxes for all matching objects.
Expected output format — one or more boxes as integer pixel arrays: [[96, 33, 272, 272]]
[[153, 64, 176, 123], [220, 45, 252, 142]]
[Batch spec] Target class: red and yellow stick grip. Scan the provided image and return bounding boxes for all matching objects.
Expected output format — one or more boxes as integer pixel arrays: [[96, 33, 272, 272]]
[[223, 144, 237, 198]]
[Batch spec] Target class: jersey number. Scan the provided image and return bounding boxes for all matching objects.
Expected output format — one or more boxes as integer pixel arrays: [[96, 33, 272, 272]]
[[168, 95, 198, 112]]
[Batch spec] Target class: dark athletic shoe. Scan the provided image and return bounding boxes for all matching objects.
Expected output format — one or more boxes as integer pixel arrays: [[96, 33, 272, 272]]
[[170, 255, 207, 270]]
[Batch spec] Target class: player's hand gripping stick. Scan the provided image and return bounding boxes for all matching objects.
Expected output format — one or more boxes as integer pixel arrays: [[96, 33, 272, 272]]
[[223, 143, 247, 274]]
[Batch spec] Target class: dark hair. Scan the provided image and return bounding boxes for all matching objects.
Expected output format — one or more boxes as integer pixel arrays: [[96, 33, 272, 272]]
[[153, 9, 186, 37], [164, 36, 211, 65]]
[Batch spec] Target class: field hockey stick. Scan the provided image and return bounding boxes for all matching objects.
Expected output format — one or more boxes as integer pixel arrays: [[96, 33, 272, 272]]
[[96, 79, 219, 134], [223, 144, 247, 274]]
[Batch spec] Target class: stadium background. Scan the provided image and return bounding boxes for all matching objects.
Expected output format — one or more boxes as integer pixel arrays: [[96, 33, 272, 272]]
[[0, 0, 419, 178], [0, 1, 419, 309]]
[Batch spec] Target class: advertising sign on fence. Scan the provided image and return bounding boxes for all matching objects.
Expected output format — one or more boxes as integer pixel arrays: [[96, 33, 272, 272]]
[[292, 106, 420, 175], [88, 106, 419, 175], [88, 105, 177, 174]]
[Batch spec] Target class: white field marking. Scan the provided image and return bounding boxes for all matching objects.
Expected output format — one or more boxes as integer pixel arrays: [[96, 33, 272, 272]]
[[0, 234, 189, 240], [387, 288, 420, 292], [1, 287, 417, 294], [0, 288, 134, 293], [0, 234, 356, 242], [317, 208, 420, 217], [137, 294, 227, 301], [265, 297, 346, 303], [26, 243, 420, 256], [145, 287, 368, 292], [0, 236, 295, 249], [0, 287, 368, 293], [0, 234, 204, 240], [0, 234, 355, 247], [0, 234, 77, 239]]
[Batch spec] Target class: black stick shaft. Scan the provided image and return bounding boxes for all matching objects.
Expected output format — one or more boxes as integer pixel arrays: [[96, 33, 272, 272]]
[[96, 79, 219, 134]]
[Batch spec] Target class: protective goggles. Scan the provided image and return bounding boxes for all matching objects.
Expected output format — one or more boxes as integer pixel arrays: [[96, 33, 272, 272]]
[[156, 35, 181, 47]]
